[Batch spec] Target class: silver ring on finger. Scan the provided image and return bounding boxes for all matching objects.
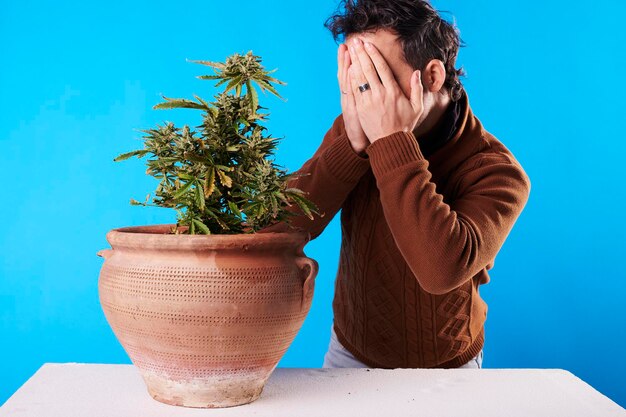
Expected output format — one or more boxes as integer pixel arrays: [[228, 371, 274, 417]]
[[358, 82, 371, 93]]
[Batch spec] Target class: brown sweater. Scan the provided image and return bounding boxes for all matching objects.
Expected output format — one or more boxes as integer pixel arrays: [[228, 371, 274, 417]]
[[259, 90, 531, 368]]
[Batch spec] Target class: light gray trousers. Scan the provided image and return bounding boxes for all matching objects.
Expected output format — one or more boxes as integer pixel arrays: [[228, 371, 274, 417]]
[[322, 323, 484, 368]]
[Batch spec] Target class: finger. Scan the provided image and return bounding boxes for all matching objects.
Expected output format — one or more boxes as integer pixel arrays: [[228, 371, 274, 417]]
[[343, 46, 352, 94], [347, 69, 363, 110], [342, 50, 351, 93], [362, 41, 399, 92], [345, 54, 357, 105], [348, 45, 370, 95], [338, 44, 347, 94], [343, 48, 352, 82], [337, 43, 345, 80], [338, 45, 348, 95], [352, 39, 382, 92], [410, 70, 424, 112], [337, 45, 343, 79]]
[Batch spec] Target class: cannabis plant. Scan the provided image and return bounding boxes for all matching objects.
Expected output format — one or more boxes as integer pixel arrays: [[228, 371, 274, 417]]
[[113, 51, 320, 235]]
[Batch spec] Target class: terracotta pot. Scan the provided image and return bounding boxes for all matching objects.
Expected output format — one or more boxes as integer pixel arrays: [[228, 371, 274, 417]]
[[96, 224, 318, 408]]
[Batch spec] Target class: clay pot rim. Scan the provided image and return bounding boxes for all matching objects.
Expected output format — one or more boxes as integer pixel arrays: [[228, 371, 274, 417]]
[[104, 223, 311, 252]]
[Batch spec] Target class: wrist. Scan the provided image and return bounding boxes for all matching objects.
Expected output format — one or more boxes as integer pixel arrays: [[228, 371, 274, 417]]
[[345, 136, 368, 157], [350, 143, 368, 158]]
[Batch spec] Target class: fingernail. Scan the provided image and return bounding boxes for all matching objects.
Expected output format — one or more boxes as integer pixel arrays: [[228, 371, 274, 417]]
[[349, 45, 355, 54], [364, 41, 372, 49]]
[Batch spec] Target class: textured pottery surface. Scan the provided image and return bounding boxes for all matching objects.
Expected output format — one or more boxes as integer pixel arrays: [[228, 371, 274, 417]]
[[96, 224, 318, 408]]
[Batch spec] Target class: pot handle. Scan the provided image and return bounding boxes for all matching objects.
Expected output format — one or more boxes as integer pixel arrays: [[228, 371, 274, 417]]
[[97, 249, 113, 259], [295, 256, 318, 310]]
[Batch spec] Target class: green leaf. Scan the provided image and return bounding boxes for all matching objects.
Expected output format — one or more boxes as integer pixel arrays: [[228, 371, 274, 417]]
[[275, 191, 290, 205], [153, 95, 208, 110], [193, 94, 210, 108], [244, 201, 260, 219], [285, 187, 307, 196], [192, 218, 211, 234], [264, 75, 287, 85], [228, 201, 242, 217], [187, 58, 225, 69], [205, 208, 230, 230], [194, 181, 205, 210], [182, 152, 211, 164], [289, 193, 314, 220], [223, 76, 243, 95], [114, 149, 149, 162], [178, 172, 196, 180], [254, 78, 283, 99], [246, 80, 259, 113], [203, 168, 215, 198], [269, 193, 278, 216], [130, 198, 144, 206], [173, 180, 194, 199], [215, 164, 234, 172], [213, 78, 229, 88], [196, 74, 223, 80]]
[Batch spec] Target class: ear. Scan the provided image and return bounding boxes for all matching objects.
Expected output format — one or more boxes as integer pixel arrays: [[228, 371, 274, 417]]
[[423, 59, 447, 93]]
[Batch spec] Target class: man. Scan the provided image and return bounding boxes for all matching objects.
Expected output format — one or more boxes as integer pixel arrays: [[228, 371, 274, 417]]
[[259, 0, 531, 369]]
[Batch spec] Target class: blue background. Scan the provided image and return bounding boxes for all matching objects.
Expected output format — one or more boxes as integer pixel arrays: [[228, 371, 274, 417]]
[[1, 0, 624, 408]]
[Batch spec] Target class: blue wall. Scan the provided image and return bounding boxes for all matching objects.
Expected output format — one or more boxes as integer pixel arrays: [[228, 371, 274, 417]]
[[1, 0, 624, 408]]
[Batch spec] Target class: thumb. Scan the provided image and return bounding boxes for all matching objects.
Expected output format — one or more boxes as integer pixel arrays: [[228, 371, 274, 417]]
[[410, 70, 423, 111]]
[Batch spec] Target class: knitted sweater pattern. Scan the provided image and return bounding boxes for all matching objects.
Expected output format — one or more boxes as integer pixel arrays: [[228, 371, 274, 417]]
[[260, 91, 531, 368]]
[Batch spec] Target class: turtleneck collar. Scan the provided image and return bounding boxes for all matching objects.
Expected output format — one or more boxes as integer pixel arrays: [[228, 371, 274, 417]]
[[414, 89, 466, 159]]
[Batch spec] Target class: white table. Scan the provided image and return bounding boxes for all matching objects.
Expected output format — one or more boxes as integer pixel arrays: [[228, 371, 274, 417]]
[[1, 363, 624, 416]]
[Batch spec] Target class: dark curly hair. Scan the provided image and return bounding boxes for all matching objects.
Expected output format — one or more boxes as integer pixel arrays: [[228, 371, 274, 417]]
[[324, 0, 466, 102]]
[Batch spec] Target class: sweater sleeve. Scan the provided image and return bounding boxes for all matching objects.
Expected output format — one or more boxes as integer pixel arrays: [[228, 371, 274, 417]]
[[365, 130, 531, 295], [257, 113, 371, 239]]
